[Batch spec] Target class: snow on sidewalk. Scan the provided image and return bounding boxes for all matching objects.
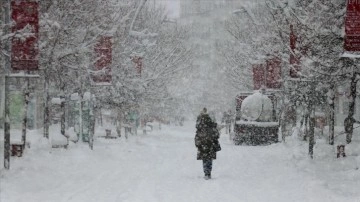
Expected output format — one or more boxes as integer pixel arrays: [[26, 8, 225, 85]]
[[0, 122, 359, 202]]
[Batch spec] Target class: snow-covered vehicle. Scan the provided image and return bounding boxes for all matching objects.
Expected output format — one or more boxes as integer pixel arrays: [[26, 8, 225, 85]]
[[233, 90, 279, 145]]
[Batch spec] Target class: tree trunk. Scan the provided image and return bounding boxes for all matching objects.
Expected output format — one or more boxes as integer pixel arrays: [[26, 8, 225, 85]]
[[280, 109, 286, 142], [308, 83, 316, 159], [116, 109, 122, 137], [328, 84, 335, 145], [44, 79, 50, 139], [79, 95, 84, 141], [65, 95, 70, 130], [59, 83, 69, 147], [0, 74, 4, 128], [309, 116, 315, 159], [347, 74, 357, 144], [60, 87, 66, 138], [89, 104, 95, 150], [303, 113, 308, 141], [99, 107, 103, 126]]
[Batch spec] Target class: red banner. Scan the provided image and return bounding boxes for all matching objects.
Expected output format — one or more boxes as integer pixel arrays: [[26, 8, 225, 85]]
[[11, 1, 39, 70], [345, 0, 360, 51], [289, 54, 301, 78], [266, 57, 281, 89], [93, 36, 112, 83], [253, 58, 282, 90], [252, 64, 265, 90], [290, 25, 297, 50]]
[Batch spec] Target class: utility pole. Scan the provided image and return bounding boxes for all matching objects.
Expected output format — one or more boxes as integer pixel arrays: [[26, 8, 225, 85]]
[[2, 0, 11, 169]]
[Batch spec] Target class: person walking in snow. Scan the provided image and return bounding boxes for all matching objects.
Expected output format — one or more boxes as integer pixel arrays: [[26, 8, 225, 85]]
[[195, 108, 221, 180], [221, 110, 232, 134]]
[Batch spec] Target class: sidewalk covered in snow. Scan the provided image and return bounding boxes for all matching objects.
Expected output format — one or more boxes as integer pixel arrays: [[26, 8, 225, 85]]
[[1, 121, 359, 202]]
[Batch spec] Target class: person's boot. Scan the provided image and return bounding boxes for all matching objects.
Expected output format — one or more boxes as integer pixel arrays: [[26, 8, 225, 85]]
[[204, 174, 211, 180]]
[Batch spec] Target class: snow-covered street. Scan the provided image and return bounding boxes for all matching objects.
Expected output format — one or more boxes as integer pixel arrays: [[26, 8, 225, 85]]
[[2, 0, 360, 201], [1, 121, 359, 202]]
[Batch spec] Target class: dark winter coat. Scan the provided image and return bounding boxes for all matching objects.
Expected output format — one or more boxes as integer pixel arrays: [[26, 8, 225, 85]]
[[195, 113, 220, 160]]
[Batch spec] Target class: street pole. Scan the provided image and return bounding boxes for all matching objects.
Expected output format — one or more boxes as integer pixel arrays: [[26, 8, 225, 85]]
[[22, 74, 30, 149], [2, 0, 11, 169]]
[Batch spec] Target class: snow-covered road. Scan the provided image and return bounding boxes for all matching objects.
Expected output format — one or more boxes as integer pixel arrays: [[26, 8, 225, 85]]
[[1, 122, 359, 202]]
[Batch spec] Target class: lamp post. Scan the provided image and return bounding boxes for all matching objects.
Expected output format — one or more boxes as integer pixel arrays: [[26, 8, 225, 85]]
[[2, 0, 40, 168], [2, 0, 11, 169]]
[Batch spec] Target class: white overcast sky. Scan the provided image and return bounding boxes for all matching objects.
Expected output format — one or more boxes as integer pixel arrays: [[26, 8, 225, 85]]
[[166, 0, 180, 18], [152, 0, 179, 18]]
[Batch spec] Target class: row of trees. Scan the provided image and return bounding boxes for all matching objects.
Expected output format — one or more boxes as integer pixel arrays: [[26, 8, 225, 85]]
[[219, 0, 356, 157], [1, 1, 194, 139]]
